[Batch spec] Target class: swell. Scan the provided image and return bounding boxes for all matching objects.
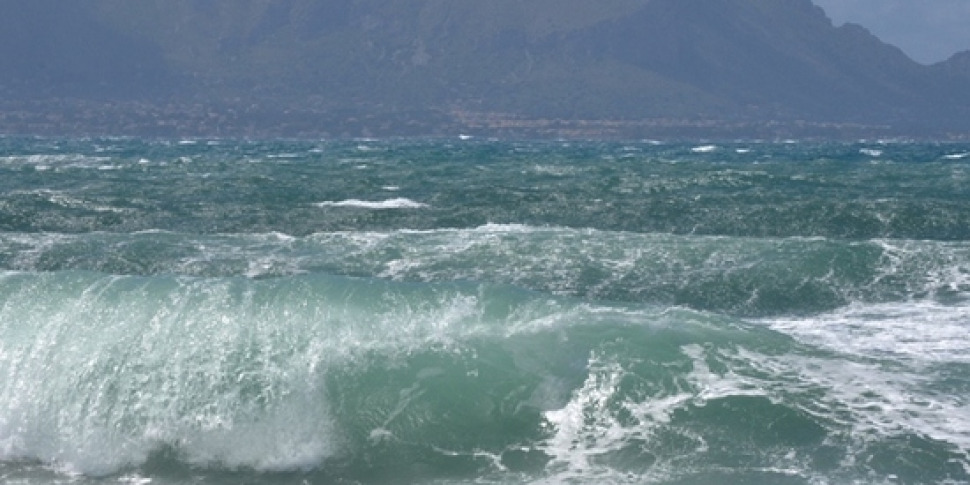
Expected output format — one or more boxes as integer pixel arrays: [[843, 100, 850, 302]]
[[2, 227, 967, 317], [3, 138, 970, 483], [0, 269, 714, 478], [2, 140, 969, 240], [0, 270, 555, 476], [1, 270, 967, 483]]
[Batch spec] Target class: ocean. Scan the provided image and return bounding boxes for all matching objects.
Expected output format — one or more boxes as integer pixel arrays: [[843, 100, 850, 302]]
[[1, 137, 968, 484]]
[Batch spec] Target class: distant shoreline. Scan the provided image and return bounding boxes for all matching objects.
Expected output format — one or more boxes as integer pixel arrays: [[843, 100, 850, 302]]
[[2, 99, 967, 142]]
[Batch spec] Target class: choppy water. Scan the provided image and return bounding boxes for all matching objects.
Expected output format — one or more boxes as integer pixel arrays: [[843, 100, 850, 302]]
[[1, 137, 969, 484]]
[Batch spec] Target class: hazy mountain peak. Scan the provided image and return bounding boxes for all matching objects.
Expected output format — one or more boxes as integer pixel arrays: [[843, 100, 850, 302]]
[[0, 0, 966, 138]]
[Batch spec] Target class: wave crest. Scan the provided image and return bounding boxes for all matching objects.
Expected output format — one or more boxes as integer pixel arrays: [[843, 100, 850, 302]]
[[315, 198, 429, 210]]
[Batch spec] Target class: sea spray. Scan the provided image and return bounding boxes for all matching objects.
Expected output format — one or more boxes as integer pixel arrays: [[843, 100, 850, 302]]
[[1, 137, 969, 484]]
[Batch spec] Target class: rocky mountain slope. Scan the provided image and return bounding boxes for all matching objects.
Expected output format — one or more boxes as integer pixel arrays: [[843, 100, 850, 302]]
[[2, 0, 968, 137]]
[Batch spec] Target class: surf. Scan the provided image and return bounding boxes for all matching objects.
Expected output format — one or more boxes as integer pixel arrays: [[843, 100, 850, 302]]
[[2, 137, 970, 484], [1, 269, 967, 483]]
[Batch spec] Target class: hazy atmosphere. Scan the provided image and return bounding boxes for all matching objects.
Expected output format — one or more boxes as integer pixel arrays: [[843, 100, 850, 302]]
[[1, 0, 968, 139], [813, 0, 970, 64], [3, 2, 970, 485]]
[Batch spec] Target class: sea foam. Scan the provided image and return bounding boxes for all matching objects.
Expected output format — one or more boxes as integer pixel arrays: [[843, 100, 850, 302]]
[[315, 198, 429, 209]]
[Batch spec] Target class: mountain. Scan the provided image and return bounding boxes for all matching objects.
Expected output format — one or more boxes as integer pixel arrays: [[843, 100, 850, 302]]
[[0, 0, 174, 99], [1, 0, 968, 138]]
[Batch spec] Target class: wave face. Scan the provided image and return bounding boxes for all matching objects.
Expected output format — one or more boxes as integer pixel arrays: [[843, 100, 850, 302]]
[[1, 138, 970, 484]]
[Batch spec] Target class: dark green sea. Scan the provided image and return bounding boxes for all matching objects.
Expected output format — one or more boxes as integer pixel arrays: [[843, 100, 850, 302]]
[[1, 137, 969, 484]]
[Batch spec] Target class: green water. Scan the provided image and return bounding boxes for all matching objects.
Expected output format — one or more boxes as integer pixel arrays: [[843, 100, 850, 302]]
[[1, 138, 968, 484]]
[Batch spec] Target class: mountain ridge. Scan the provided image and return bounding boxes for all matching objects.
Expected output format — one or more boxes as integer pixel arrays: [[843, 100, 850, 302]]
[[1, 0, 968, 138]]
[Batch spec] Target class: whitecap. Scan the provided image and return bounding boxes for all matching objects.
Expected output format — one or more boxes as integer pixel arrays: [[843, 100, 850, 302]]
[[762, 300, 970, 364], [315, 198, 429, 210], [681, 343, 970, 465], [860, 148, 883, 157], [691, 145, 717, 153], [943, 152, 969, 160]]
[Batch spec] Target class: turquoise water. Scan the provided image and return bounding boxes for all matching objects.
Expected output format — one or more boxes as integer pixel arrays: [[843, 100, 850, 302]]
[[1, 137, 969, 484]]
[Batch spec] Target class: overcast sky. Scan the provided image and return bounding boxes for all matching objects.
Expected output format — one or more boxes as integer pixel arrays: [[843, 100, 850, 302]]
[[812, 0, 970, 64]]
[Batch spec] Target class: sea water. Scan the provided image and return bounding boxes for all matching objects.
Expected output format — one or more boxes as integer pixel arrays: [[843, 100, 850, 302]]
[[1, 137, 968, 484]]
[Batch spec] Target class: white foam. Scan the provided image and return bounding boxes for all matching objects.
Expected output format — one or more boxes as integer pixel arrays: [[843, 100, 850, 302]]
[[762, 300, 970, 364], [177, 392, 339, 472], [680, 341, 970, 481], [0, 154, 111, 169], [860, 148, 883, 157], [944, 152, 969, 160], [10, 189, 131, 214], [0, 273, 359, 476], [540, 352, 670, 483], [535, 321, 970, 484], [315, 198, 428, 209], [715, 345, 970, 456], [536, 344, 817, 484], [691, 145, 718, 153], [533, 164, 580, 176]]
